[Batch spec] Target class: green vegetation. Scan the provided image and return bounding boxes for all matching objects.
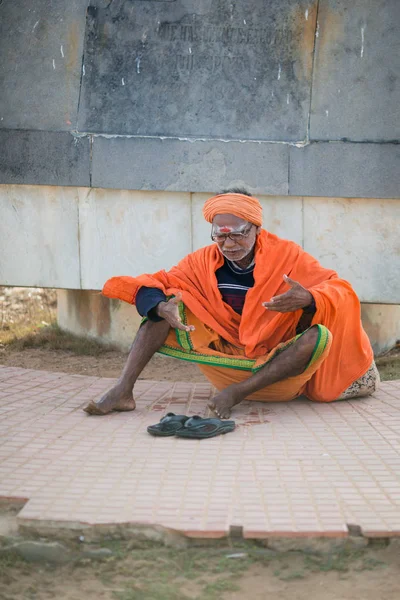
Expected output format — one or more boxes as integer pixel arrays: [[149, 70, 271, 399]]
[[0, 541, 392, 600]]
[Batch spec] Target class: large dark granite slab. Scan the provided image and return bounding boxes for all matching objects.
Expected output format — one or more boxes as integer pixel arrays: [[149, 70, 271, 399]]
[[0, 0, 88, 131], [310, 0, 400, 142], [78, 0, 317, 141], [91, 135, 289, 194], [289, 142, 400, 198], [0, 130, 90, 187]]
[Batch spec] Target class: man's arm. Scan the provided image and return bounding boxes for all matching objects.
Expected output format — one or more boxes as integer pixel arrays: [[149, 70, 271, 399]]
[[136, 288, 195, 332], [302, 296, 316, 313], [135, 287, 167, 322]]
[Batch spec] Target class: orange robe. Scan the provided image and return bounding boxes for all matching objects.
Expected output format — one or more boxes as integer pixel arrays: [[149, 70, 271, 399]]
[[103, 230, 373, 402]]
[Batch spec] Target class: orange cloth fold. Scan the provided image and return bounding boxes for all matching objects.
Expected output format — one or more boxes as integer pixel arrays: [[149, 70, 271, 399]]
[[157, 309, 333, 402], [103, 230, 373, 402], [202, 193, 263, 226]]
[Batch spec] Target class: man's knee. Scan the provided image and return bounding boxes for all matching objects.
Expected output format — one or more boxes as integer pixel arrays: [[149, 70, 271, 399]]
[[301, 324, 332, 349], [300, 324, 320, 349], [296, 325, 332, 373]]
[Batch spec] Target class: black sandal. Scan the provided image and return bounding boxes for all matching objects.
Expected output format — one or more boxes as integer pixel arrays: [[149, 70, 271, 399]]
[[147, 413, 189, 437], [175, 415, 236, 439]]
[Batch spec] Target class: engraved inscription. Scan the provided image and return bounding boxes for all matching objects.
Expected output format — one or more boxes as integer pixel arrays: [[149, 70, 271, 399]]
[[159, 23, 194, 41], [79, 0, 313, 140], [158, 23, 289, 46], [157, 20, 289, 75], [175, 54, 245, 74]]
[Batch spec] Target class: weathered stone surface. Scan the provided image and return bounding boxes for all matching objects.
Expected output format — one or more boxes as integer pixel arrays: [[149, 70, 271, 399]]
[[0, 130, 90, 187], [303, 197, 400, 304], [0, 0, 87, 131], [91, 136, 289, 193], [57, 289, 142, 350], [289, 142, 400, 199], [5, 541, 71, 563], [0, 185, 81, 288], [78, 0, 317, 141], [78, 188, 192, 289], [81, 547, 114, 559], [361, 305, 400, 355], [0, 515, 18, 540], [310, 0, 400, 142]]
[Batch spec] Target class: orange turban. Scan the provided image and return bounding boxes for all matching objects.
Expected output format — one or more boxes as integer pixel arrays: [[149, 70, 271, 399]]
[[202, 193, 263, 226]]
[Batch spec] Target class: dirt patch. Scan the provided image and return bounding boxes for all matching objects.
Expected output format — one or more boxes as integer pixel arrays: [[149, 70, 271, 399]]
[[0, 347, 207, 381], [0, 287, 206, 382], [0, 287, 56, 344], [0, 543, 399, 600]]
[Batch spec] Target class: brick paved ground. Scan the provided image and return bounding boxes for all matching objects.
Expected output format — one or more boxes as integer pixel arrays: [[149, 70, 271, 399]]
[[1, 365, 400, 540]]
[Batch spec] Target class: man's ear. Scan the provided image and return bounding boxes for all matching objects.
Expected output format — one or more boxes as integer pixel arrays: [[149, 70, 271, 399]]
[[256, 226, 261, 235]]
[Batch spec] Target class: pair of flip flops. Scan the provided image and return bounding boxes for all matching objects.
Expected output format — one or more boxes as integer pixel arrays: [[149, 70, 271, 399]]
[[147, 413, 235, 439]]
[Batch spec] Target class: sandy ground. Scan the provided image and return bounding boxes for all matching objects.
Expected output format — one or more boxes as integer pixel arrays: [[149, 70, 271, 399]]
[[0, 347, 208, 382]]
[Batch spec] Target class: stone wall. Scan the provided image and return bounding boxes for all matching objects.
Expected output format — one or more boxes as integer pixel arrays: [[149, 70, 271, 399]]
[[1, 185, 399, 304], [0, 0, 399, 197], [56, 289, 400, 356], [0, 1, 399, 351]]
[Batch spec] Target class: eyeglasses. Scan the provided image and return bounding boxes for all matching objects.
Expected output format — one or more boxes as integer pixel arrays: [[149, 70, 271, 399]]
[[211, 224, 254, 243]]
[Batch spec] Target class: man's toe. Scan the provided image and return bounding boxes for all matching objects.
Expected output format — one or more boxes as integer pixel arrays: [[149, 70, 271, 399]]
[[83, 401, 106, 416]]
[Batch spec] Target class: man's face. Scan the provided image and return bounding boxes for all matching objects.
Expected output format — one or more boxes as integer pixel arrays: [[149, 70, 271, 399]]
[[211, 214, 259, 262]]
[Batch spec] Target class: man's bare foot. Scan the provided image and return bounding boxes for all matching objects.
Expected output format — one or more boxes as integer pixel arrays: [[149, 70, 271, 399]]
[[83, 384, 136, 416], [208, 386, 243, 419]]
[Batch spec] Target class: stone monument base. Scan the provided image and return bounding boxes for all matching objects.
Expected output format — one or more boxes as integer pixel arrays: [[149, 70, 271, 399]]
[[57, 289, 399, 356]]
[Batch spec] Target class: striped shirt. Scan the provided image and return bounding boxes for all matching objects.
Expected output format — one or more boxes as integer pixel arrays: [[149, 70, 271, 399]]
[[215, 258, 254, 314], [135, 258, 315, 321]]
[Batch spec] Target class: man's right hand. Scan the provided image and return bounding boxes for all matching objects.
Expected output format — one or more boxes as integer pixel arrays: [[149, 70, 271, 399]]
[[156, 292, 195, 332]]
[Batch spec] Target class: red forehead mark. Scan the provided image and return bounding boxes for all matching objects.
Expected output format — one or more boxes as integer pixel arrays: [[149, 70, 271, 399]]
[[219, 226, 233, 232]]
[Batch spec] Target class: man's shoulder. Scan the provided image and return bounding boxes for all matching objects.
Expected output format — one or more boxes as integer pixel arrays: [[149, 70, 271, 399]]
[[186, 244, 216, 260], [175, 244, 216, 269], [262, 230, 303, 256]]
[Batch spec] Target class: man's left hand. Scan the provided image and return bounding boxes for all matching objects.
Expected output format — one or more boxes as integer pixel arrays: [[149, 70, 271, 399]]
[[262, 275, 313, 313]]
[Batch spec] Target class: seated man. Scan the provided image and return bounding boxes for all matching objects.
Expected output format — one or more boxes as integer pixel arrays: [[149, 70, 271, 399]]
[[84, 190, 379, 418]]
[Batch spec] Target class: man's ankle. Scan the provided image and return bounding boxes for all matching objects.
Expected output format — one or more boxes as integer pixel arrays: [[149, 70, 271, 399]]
[[117, 379, 135, 394]]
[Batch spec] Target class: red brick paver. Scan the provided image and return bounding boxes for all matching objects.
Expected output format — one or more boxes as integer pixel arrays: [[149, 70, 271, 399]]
[[1, 366, 400, 539]]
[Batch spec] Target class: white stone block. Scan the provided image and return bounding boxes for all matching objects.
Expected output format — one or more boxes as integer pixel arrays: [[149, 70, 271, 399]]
[[0, 184, 80, 288], [361, 304, 400, 355], [78, 189, 192, 290], [191, 193, 304, 251], [57, 289, 141, 350], [303, 198, 400, 304]]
